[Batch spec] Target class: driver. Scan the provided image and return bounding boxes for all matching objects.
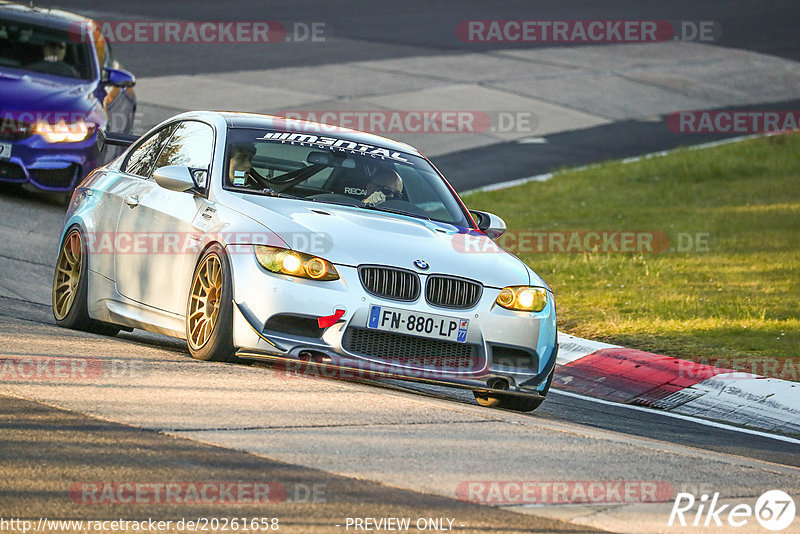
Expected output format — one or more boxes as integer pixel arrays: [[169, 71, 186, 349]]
[[227, 142, 267, 188], [28, 40, 80, 78], [363, 168, 403, 205]]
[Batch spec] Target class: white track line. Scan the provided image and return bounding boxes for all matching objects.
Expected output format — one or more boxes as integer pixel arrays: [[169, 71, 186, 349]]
[[550, 388, 800, 446]]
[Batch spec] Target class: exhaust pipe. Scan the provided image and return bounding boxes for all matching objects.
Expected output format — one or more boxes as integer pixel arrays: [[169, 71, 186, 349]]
[[298, 350, 332, 364], [487, 377, 510, 391]]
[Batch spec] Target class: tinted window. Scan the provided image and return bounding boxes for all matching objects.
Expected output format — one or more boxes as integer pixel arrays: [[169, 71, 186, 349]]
[[0, 19, 94, 79], [123, 124, 177, 178], [155, 121, 214, 171], [222, 129, 470, 226]]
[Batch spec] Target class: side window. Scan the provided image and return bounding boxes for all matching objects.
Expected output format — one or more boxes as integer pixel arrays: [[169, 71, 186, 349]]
[[154, 121, 214, 187], [103, 39, 114, 69], [122, 124, 177, 178], [92, 26, 112, 70]]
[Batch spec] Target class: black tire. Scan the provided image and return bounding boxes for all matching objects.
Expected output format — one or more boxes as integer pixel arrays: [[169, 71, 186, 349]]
[[186, 244, 237, 362], [52, 227, 120, 336], [473, 369, 554, 412]]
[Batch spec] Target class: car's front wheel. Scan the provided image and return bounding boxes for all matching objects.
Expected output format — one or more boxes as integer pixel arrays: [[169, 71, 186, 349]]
[[473, 369, 554, 412], [186, 244, 237, 362], [52, 227, 119, 336]]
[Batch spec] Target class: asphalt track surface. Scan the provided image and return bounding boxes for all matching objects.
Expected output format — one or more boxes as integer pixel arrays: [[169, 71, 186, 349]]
[[1, 177, 798, 533], [2, 1, 800, 532]]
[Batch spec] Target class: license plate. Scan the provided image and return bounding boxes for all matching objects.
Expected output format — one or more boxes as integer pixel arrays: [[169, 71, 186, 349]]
[[367, 305, 469, 343], [0, 143, 10, 159]]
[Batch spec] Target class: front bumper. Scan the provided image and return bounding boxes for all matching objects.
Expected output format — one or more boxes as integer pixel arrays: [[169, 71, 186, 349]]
[[228, 245, 558, 396], [0, 133, 100, 191]]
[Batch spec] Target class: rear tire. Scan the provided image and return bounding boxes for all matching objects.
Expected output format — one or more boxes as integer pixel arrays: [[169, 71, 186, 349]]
[[186, 244, 237, 362], [52, 227, 120, 336], [473, 369, 554, 412]]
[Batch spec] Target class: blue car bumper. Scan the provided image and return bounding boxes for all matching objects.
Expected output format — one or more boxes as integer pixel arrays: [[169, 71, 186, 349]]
[[0, 132, 101, 191]]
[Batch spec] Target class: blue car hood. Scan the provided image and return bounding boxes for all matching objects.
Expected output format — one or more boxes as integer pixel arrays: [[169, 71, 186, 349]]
[[0, 67, 95, 114]]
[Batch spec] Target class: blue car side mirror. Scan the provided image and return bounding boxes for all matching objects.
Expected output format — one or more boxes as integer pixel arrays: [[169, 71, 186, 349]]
[[103, 67, 136, 88]]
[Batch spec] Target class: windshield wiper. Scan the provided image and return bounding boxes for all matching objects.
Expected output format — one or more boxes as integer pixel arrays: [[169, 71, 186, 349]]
[[358, 203, 431, 221], [250, 188, 304, 200]]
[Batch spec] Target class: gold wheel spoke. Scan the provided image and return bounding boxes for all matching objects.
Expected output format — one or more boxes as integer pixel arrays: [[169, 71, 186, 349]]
[[66, 235, 81, 264], [188, 254, 225, 349], [213, 260, 221, 287], [199, 269, 210, 291], [56, 289, 71, 307], [190, 317, 205, 340], [200, 320, 209, 344], [54, 231, 82, 320]]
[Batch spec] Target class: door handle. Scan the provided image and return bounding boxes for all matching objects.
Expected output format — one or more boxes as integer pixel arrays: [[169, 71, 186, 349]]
[[124, 194, 139, 207]]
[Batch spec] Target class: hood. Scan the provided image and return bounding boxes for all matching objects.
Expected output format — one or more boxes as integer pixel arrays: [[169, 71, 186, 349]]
[[236, 195, 534, 288], [0, 67, 96, 115]]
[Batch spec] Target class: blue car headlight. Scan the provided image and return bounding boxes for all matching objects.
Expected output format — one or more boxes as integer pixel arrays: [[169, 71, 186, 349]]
[[35, 120, 95, 143]]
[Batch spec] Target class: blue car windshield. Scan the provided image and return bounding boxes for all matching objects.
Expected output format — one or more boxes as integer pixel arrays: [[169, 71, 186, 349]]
[[0, 19, 94, 79], [223, 129, 471, 227]]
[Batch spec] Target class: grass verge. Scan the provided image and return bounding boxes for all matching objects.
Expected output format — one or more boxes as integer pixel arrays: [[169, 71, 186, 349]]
[[462, 133, 799, 378]]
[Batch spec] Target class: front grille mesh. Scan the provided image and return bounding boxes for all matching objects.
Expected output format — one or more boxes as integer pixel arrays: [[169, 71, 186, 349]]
[[359, 266, 420, 302], [0, 160, 26, 180], [30, 164, 79, 187], [491, 345, 538, 369], [426, 275, 482, 309], [342, 327, 480, 371]]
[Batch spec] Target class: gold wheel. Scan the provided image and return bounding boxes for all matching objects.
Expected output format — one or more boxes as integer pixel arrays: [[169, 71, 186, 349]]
[[53, 230, 82, 320], [188, 254, 223, 349]]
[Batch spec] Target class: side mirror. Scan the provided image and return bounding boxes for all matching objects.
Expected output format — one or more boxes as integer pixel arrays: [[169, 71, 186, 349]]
[[470, 210, 506, 239], [103, 67, 136, 87], [153, 166, 195, 193]]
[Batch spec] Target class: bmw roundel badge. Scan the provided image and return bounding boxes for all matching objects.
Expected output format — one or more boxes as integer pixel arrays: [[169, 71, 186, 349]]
[[413, 259, 429, 270]]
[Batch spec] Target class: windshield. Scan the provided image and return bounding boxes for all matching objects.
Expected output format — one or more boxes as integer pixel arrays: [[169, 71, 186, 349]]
[[222, 128, 471, 226], [0, 18, 94, 79]]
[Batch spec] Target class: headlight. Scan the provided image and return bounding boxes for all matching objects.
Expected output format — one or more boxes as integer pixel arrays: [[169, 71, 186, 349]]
[[495, 286, 548, 312], [35, 120, 95, 143], [254, 245, 339, 281]]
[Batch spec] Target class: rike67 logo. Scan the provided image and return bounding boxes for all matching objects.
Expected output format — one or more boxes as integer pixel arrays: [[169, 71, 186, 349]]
[[669, 490, 796, 531]]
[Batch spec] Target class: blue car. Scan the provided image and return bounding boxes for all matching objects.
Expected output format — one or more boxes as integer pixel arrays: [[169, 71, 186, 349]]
[[0, 2, 136, 194]]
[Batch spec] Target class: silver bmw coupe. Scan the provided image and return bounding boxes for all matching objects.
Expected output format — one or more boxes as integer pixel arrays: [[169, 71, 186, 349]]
[[53, 111, 557, 411]]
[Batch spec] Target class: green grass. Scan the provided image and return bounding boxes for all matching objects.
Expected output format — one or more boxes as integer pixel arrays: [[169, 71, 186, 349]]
[[462, 134, 800, 371]]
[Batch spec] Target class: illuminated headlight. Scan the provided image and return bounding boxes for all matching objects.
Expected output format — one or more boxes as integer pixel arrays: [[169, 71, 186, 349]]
[[35, 120, 95, 143], [254, 245, 339, 281], [495, 286, 548, 312]]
